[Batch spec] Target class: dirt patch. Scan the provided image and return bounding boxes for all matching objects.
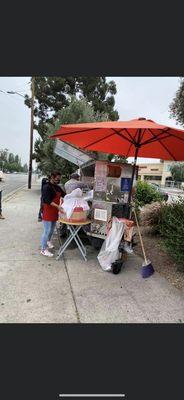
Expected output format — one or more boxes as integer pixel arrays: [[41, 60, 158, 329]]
[[134, 226, 184, 291]]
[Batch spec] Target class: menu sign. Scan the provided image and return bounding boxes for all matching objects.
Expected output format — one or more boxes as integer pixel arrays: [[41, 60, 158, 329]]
[[94, 161, 108, 192]]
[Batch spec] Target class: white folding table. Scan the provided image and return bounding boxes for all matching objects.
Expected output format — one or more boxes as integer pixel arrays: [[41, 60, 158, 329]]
[[56, 218, 91, 261]]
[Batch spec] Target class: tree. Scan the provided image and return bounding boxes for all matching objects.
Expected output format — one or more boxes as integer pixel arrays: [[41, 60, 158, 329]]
[[170, 78, 184, 126], [35, 97, 109, 178], [25, 76, 119, 139], [8, 153, 14, 164], [23, 163, 28, 173], [170, 163, 184, 182], [0, 148, 9, 170], [0, 149, 25, 172], [77, 77, 119, 120], [14, 155, 20, 164], [0, 148, 9, 162], [25, 77, 77, 138], [25, 77, 119, 176], [109, 154, 128, 163]]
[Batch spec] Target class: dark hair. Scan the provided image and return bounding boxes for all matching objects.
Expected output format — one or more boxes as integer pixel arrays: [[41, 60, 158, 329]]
[[50, 171, 61, 178]]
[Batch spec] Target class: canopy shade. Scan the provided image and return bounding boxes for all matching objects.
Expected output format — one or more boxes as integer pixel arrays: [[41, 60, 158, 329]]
[[50, 118, 184, 161]]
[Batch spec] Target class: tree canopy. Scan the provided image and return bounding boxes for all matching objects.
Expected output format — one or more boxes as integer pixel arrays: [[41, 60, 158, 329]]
[[34, 97, 110, 178], [170, 78, 184, 126], [0, 149, 28, 173], [170, 163, 184, 182], [25, 76, 119, 138], [25, 77, 120, 176]]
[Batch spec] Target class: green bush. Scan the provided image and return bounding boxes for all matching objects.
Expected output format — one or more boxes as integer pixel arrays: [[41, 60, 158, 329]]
[[135, 180, 164, 208], [137, 190, 184, 267], [158, 198, 184, 264]]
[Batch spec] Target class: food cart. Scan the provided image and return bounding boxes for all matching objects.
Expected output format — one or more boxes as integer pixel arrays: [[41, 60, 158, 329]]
[[54, 140, 138, 249], [80, 159, 138, 239]]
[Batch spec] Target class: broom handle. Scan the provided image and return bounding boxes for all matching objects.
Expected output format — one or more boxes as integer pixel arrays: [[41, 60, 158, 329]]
[[133, 208, 148, 264]]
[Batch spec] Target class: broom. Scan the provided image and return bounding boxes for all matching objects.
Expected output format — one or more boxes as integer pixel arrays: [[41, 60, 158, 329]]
[[133, 206, 154, 278]]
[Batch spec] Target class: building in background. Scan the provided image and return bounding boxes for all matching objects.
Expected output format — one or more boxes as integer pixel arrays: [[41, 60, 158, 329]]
[[138, 161, 180, 186]]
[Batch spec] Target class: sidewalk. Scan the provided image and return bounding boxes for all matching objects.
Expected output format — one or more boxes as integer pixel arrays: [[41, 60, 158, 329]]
[[0, 183, 184, 323]]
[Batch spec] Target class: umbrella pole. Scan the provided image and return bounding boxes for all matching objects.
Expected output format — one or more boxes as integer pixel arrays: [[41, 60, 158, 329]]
[[127, 146, 139, 204]]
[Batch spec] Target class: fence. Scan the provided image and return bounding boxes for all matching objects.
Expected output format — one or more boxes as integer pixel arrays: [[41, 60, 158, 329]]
[[164, 181, 183, 189]]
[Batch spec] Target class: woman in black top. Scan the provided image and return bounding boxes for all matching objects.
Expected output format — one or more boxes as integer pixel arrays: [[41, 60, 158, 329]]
[[40, 172, 65, 257]]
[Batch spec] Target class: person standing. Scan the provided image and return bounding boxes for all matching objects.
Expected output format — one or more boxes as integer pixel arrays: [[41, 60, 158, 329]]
[[64, 173, 89, 194], [38, 176, 50, 221], [0, 184, 6, 219], [41, 171, 65, 257]]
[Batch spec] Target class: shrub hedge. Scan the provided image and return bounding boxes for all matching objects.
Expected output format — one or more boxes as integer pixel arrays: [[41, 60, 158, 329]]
[[159, 198, 184, 264]]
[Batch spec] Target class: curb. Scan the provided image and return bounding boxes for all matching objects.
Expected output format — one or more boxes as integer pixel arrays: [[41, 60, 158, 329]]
[[3, 184, 27, 202]]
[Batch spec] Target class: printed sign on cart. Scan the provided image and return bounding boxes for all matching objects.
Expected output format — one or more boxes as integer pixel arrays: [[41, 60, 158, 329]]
[[94, 208, 108, 221], [120, 177, 131, 192], [94, 162, 108, 192]]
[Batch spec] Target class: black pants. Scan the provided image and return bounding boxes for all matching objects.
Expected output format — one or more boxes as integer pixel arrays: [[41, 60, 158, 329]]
[[0, 191, 2, 215]]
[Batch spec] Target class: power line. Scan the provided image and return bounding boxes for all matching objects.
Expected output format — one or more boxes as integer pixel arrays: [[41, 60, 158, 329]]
[[0, 90, 26, 106], [0, 89, 26, 98]]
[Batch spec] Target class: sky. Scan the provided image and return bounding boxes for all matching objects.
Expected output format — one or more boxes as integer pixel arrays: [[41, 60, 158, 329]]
[[0, 76, 181, 165]]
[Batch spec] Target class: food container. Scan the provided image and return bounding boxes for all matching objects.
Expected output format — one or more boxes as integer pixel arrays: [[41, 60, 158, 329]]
[[59, 207, 88, 223]]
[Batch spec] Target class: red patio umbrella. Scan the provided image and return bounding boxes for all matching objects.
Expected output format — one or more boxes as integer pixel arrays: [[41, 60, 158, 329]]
[[50, 117, 184, 202]]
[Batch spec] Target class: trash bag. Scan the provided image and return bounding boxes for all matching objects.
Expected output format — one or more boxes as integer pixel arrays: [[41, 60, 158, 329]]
[[97, 217, 125, 271]]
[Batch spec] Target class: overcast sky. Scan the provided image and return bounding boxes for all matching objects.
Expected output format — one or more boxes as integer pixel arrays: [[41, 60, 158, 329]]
[[0, 76, 181, 165]]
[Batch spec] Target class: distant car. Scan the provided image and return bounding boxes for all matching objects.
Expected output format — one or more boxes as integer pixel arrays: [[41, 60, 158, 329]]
[[149, 182, 169, 201]]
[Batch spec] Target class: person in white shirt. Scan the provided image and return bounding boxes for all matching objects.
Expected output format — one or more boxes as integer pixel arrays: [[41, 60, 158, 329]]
[[64, 173, 88, 194]]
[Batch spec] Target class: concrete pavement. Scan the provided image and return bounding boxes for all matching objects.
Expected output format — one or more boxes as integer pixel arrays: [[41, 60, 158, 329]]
[[0, 183, 184, 323]]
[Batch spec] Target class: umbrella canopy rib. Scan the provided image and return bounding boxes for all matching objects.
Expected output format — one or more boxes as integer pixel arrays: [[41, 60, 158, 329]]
[[82, 131, 116, 150], [167, 132, 184, 143], [53, 127, 102, 137], [148, 129, 177, 161], [123, 128, 138, 145], [111, 129, 136, 145], [126, 141, 134, 158], [140, 128, 146, 142], [142, 132, 172, 146]]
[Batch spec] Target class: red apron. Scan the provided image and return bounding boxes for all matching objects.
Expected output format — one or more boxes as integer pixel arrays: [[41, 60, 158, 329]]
[[42, 190, 61, 222]]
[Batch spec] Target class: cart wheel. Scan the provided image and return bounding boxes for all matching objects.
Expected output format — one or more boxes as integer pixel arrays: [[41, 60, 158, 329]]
[[112, 260, 123, 274]]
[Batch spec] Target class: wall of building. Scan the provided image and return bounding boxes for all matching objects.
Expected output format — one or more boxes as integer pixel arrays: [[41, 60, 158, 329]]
[[138, 163, 163, 184], [138, 161, 177, 186]]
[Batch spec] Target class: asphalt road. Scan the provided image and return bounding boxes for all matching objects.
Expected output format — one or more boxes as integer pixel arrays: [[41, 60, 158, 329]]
[[0, 173, 28, 198]]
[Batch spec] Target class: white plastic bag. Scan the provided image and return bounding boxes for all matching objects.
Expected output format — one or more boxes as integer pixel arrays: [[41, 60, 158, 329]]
[[64, 188, 83, 200], [61, 188, 89, 219], [97, 217, 125, 271], [83, 190, 93, 201]]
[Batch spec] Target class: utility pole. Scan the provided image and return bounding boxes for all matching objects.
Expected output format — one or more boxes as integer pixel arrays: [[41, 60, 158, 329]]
[[28, 77, 35, 189]]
